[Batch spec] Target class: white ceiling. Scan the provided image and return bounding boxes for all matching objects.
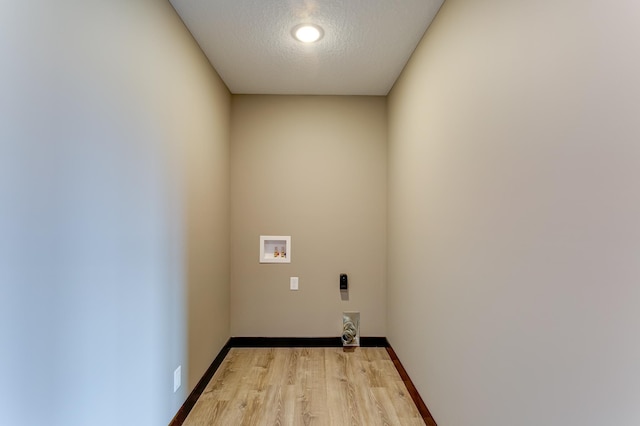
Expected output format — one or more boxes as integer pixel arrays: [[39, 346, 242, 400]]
[[169, 0, 444, 95]]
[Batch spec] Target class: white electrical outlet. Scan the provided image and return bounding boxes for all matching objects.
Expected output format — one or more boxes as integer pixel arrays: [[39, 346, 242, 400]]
[[174, 365, 181, 392], [290, 277, 299, 290]]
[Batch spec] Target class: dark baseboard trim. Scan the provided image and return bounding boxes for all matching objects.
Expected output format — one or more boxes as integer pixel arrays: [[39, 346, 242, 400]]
[[360, 336, 389, 347], [168, 338, 232, 426], [230, 336, 342, 347], [229, 336, 389, 348], [386, 346, 438, 426], [169, 336, 436, 426]]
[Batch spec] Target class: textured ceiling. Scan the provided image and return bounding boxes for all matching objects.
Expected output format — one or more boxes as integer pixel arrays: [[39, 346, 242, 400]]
[[169, 0, 444, 95]]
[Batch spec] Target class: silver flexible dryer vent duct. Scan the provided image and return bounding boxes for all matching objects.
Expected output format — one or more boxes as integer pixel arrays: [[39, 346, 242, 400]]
[[342, 320, 357, 344], [342, 312, 360, 347]]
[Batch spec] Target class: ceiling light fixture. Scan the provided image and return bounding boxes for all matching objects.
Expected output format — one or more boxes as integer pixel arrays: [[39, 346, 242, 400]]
[[292, 24, 324, 43]]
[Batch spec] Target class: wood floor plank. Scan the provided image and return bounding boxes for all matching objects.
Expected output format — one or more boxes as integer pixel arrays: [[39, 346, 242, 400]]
[[294, 348, 328, 425], [370, 387, 403, 425], [387, 377, 425, 423], [348, 349, 381, 425], [325, 348, 361, 425], [183, 347, 424, 426]]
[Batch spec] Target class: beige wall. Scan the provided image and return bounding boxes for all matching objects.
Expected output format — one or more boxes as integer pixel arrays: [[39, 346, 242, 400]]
[[230, 96, 387, 337], [388, 1, 640, 425], [2, 1, 230, 424], [183, 32, 231, 394]]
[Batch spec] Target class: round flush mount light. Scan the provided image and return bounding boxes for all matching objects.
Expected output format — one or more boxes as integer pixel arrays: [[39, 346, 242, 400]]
[[292, 24, 324, 43]]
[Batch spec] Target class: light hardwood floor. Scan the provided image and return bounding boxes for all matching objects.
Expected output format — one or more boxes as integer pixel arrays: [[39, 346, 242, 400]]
[[183, 347, 425, 426]]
